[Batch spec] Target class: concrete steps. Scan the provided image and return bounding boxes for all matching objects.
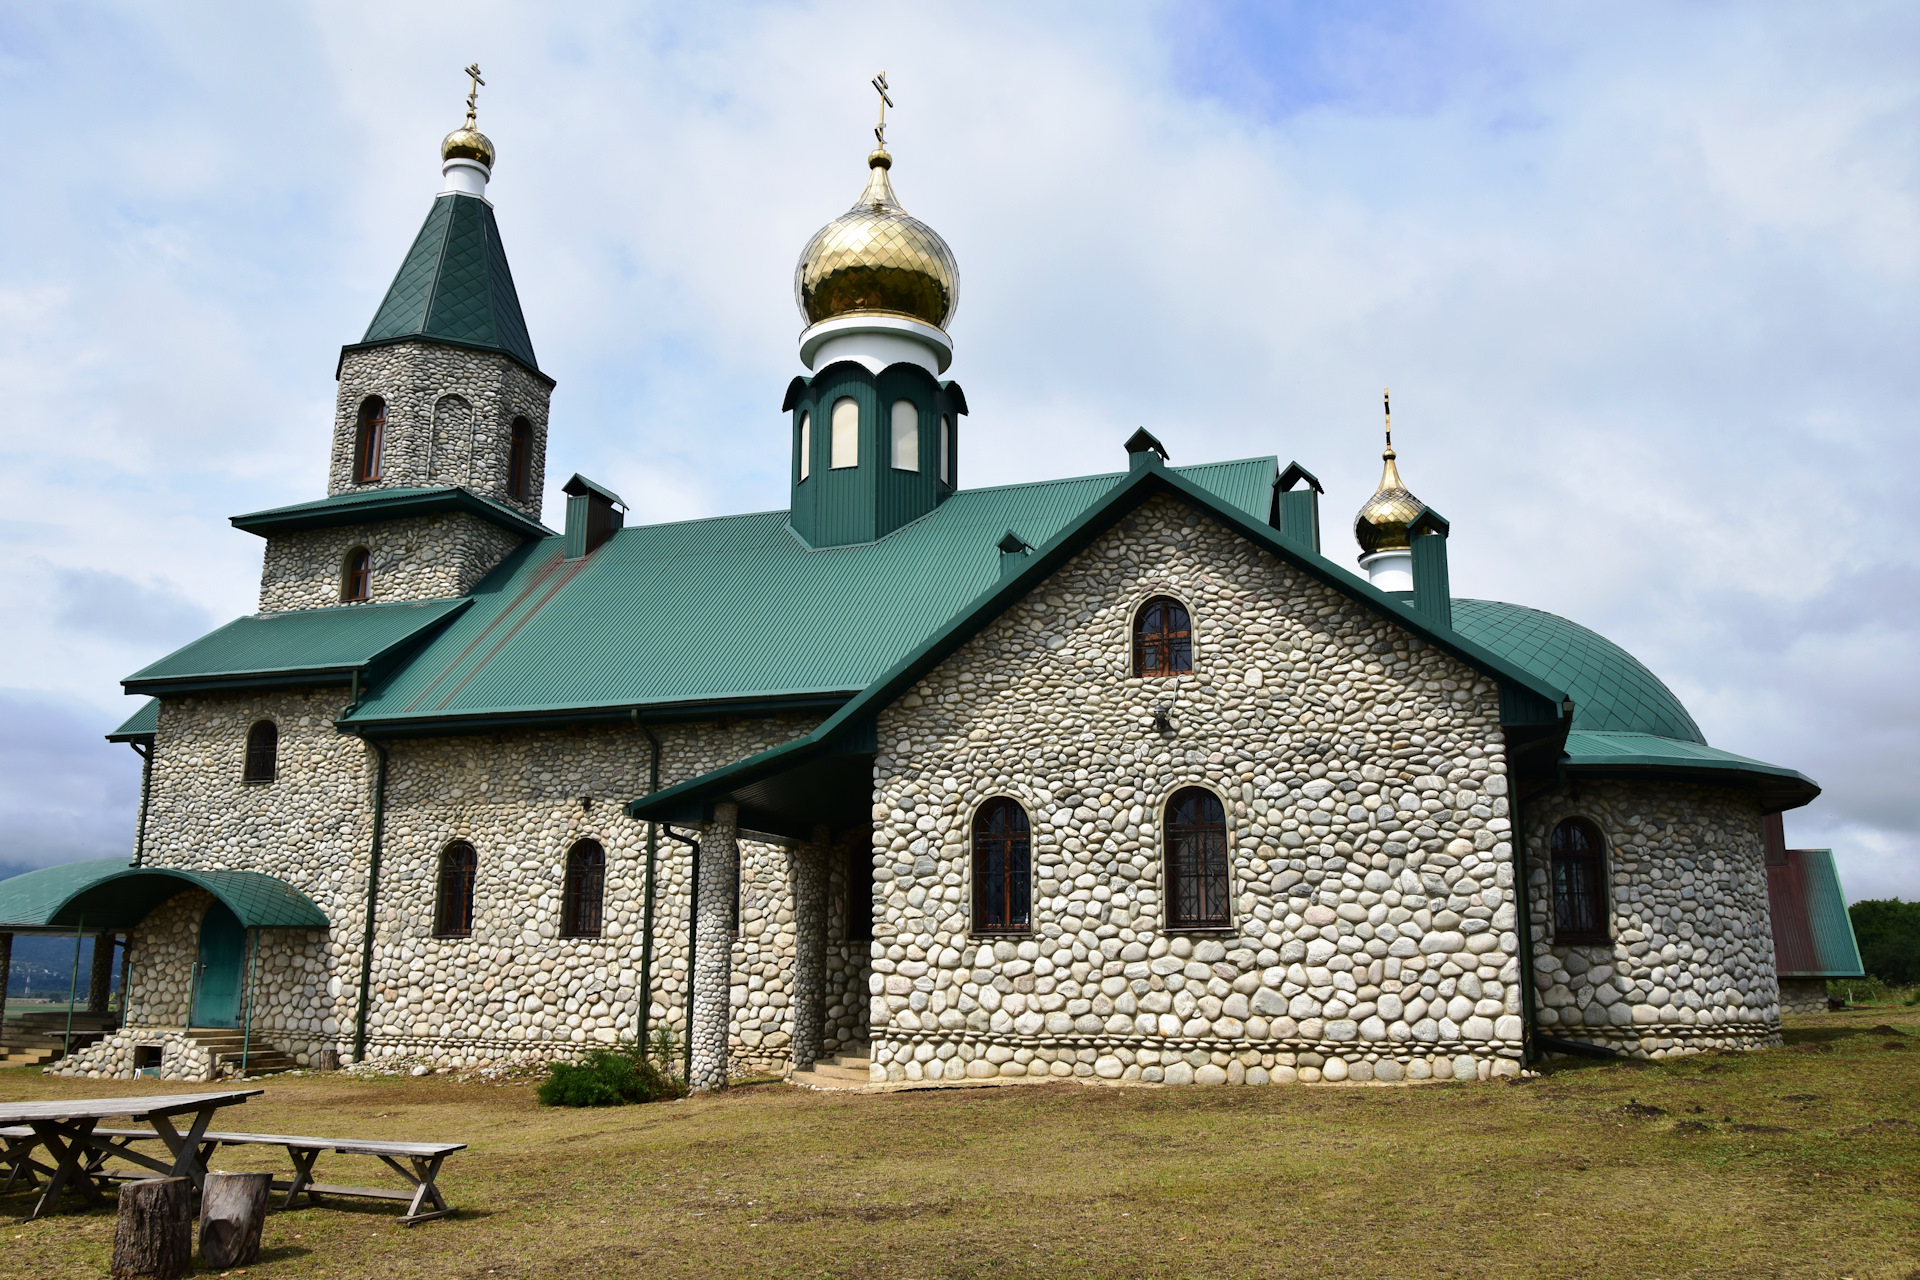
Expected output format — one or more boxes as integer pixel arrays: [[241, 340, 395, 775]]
[[0, 1011, 115, 1068], [187, 1027, 296, 1077], [791, 1048, 873, 1090]]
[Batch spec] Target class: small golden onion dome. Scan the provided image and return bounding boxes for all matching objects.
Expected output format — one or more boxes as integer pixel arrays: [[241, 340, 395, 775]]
[[441, 124, 495, 170], [795, 147, 959, 330], [1354, 443, 1427, 554]]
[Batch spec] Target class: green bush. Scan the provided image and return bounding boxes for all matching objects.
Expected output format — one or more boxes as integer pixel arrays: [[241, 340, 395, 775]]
[[537, 1042, 686, 1108], [1848, 899, 1920, 986]]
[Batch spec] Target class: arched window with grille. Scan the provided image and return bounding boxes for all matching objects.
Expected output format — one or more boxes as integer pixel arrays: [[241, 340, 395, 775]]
[[342, 547, 372, 602], [241, 720, 277, 783], [562, 840, 605, 938], [972, 798, 1031, 934], [1550, 817, 1609, 943], [1165, 787, 1229, 928], [1134, 596, 1192, 676], [354, 396, 387, 483], [436, 843, 477, 938], [508, 416, 532, 500]]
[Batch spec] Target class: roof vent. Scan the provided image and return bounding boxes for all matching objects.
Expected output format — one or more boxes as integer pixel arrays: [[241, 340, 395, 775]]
[[1124, 428, 1169, 471], [1407, 507, 1451, 628], [562, 474, 626, 559], [997, 530, 1032, 578], [1276, 462, 1323, 553]]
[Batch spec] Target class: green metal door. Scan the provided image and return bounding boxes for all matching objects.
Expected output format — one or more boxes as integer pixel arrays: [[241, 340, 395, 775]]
[[191, 902, 245, 1028]]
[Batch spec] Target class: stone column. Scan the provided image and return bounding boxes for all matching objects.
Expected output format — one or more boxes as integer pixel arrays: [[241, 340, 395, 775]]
[[690, 802, 739, 1092], [88, 933, 116, 1015], [788, 825, 831, 1072]]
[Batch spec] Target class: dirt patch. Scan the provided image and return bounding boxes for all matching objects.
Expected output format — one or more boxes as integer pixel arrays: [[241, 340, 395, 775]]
[[1618, 1100, 1668, 1118]]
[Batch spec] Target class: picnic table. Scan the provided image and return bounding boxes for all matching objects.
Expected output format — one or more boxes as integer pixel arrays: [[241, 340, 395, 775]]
[[0, 1090, 261, 1219]]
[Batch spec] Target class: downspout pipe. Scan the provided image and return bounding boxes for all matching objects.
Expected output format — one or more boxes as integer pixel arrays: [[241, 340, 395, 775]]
[[635, 714, 661, 1053], [352, 740, 390, 1065], [663, 824, 700, 1083], [130, 742, 153, 867]]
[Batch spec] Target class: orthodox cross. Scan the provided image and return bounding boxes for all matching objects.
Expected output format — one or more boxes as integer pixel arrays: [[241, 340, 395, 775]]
[[1383, 387, 1393, 451], [463, 63, 485, 128], [871, 71, 893, 150]]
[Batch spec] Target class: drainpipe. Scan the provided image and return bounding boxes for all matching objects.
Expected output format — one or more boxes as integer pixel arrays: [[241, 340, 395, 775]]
[[130, 742, 153, 867], [1510, 781, 1538, 1068], [352, 740, 390, 1065], [663, 825, 700, 1083], [635, 716, 661, 1053]]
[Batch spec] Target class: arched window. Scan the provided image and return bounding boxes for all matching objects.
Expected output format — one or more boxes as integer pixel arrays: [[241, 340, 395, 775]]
[[830, 397, 859, 469], [972, 798, 1031, 934], [939, 415, 953, 486], [1165, 787, 1229, 929], [342, 548, 372, 602], [436, 843, 477, 937], [1134, 596, 1192, 676], [797, 412, 811, 482], [241, 720, 277, 783], [1550, 818, 1609, 943], [562, 840, 605, 938], [890, 399, 919, 471], [354, 396, 387, 483], [507, 417, 532, 501]]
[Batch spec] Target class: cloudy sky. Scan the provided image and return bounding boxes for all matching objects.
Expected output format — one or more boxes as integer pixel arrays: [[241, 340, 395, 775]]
[[0, 1, 1914, 899]]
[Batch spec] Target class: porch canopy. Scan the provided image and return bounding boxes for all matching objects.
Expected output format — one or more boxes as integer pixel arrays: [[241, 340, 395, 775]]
[[0, 860, 329, 935]]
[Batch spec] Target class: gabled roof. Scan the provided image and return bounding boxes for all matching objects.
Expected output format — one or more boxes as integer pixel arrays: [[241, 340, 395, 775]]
[[628, 456, 1575, 834], [336, 457, 1283, 736], [0, 859, 329, 932], [340, 192, 542, 378], [107, 698, 159, 743], [124, 598, 471, 697], [1767, 848, 1864, 977], [231, 486, 552, 541]]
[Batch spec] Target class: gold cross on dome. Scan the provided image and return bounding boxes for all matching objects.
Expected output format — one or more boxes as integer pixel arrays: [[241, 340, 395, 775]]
[[1383, 387, 1393, 449], [463, 63, 485, 128], [872, 71, 893, 149]]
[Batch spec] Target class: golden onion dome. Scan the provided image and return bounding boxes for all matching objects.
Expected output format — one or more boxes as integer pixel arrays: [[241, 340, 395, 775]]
[[441, 123, 495, 170], [795, 148, 959, 330], [1354, 442, 1427, 554]]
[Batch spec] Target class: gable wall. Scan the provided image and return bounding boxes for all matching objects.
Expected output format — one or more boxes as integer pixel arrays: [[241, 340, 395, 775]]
[[870, 493, 1522, 1085]]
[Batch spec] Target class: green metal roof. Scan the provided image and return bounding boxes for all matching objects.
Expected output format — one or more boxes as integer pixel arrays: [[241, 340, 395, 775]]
[[1561, 730, 1818, 809], [231, 486, 552, 541], [339, 458, 1289, 734], [1452, 599, 1705, 742], [107, 698, 160, 743], [342, 192, 540, 376], [124, 598, 471, 697], [627, 457, 1574, 835], [0, 859, 329, 931], [1768, 848, 1864, 978]]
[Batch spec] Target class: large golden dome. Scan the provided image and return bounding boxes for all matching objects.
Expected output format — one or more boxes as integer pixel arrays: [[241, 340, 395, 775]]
[[442, 124, 495, 170], [795, 149, 959, 330], [1354, 443, 1426, 554]]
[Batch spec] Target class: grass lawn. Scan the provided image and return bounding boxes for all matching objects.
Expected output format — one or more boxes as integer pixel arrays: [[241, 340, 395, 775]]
[[3, 1004, 1916, 1279]]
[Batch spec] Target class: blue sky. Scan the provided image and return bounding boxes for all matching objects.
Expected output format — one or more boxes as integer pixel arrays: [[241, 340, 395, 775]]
[[0, 1, 1915, 899]]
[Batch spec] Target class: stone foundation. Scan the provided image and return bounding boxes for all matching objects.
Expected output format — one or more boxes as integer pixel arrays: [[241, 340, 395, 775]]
[[1778, 978, 1831, 1015]]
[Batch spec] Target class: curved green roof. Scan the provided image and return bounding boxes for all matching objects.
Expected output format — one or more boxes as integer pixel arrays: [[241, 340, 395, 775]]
[[1451, 598, 1704, 743], [0, 859, 329, 931]]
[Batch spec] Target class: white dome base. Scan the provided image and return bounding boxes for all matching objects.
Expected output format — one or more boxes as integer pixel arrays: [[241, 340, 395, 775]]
[[1360, 549, 1414, 592], [800, 313, 952, 376]]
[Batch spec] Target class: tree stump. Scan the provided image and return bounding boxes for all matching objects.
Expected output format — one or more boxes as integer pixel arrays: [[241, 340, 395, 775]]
[[111, 1177, 192, 1280], [199, 1170, 271, 1268]]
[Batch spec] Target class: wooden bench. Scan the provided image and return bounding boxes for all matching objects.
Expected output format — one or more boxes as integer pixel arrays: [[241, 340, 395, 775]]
[[3, 1125, 465, 1225]]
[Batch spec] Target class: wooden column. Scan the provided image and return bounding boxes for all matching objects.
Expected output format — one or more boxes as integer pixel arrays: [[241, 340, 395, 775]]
[[88, 933, 116, 1015], [689, 802, 738, 1092], [112, 1176, 192, 1279], [788, 825, 830, 1071]]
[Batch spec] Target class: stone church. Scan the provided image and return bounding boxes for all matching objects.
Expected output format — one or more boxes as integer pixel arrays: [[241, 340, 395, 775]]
[[7, 83, 1821, 1087]]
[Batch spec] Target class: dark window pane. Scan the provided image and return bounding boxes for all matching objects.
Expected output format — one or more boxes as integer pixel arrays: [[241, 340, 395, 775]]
[[356, 397, 386, 482], [1134, 596, 1193, 676], [508, 418, 532, 500], [343, 549, 371, 602], [972, 798, 1031, 934], [1550, 819, 1608, 942], [242, 721, 277, 783], [563, 840, 605, 938], [437, 844, 477, 937], [1166, 787, 1229, 927]]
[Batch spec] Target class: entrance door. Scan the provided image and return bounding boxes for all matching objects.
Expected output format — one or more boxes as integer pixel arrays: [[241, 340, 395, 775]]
[[191, 902, 246, 1028]]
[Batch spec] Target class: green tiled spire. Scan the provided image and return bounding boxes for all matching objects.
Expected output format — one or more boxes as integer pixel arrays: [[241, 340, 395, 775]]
[[355, 192, 538, 373]]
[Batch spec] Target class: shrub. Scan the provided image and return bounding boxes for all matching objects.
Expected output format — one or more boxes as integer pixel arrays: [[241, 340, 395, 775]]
[[537, 1042, 686, 1108], [1848, 899, 1920, 986]]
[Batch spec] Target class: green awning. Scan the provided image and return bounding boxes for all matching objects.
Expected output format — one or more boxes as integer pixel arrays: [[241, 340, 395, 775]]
[[1562, 731, 1820, 812], [0, 860, 329, 932], [124, 597, 472, 697]]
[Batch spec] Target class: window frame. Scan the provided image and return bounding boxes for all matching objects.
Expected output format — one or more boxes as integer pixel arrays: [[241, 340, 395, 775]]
[[342, 547, 372, 603], [970, 797, 1032, 936], [1133, 595, 1194, 678], [240, 720, 278, 784], [1163, 786, 1232, 931], [938, 415, 953, 486], [829, 397, 859, 470], [561, 839, 606, 939], [797, 411, 811, 482], [890, 399, 920, 472], [354, 396, 387, 483], [507, 416, 533, 501], [435, 842, 478, 938], [1549, 817, 1611, 945]]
